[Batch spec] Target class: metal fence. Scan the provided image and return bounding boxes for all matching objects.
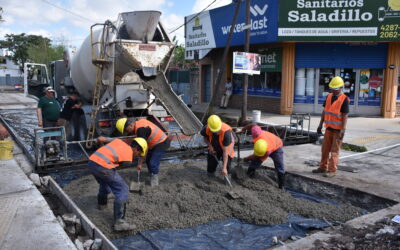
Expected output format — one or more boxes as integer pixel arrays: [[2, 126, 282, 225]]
[[0, 76, 24, 85], [167, 69, 199, 105]]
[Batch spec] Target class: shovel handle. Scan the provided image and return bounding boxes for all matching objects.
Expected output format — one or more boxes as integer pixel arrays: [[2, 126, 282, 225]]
[[224, 175, 233, 188]]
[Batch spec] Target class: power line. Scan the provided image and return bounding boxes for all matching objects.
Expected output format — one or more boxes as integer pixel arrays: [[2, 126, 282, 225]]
[[41, 0, 96, 23], [168, 0, 218, 34]]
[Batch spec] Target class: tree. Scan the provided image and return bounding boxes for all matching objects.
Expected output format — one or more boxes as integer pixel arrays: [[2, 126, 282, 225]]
[[0, 33, 64, 71], [170, 36, 197, 69]]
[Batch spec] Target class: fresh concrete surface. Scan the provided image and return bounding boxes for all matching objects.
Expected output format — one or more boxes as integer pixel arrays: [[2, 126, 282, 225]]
[[0, 158, 76, 249]]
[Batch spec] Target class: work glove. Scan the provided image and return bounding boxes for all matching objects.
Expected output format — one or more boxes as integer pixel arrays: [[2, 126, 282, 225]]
[[317, 125, 323, 135]]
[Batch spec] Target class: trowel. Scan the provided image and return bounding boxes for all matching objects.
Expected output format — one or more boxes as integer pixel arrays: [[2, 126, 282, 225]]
[[129, 170, 143, 195]]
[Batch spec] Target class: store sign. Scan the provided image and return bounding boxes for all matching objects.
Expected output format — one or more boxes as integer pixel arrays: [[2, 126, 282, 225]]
[[233, 52, 261, 75], [185, 0, 278, 52], [278, 0, 400, 41], [258, 48, 282, 72]]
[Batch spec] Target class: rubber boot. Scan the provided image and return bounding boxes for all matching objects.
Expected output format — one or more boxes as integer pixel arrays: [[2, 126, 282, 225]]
[[150, 174, 159, 187], [277, 172, 286, 190], [97, 194, 108, 210], [113, 201, 136, 231]]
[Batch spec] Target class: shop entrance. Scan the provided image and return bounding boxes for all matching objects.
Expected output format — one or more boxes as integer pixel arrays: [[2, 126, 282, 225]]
[[294, 68, 384, 116]]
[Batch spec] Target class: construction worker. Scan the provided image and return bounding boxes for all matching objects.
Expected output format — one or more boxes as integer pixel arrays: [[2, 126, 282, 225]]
[[113, 118, 170, 186], [243, 125, 286, 189], [200, 115, 235, 177], [88, 137, 147, 231], [313, 76, 349, 178]]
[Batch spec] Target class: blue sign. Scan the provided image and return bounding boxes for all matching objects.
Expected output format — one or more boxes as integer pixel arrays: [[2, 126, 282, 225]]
[[294, 95, 314, 104], [210, 0, 278, 47]]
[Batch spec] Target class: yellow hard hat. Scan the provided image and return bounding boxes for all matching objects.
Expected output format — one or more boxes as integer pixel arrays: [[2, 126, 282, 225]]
[[329, 76, 344, 89], [116, 118, 127, 134], [133, 137, 147, 157], [254, 139, 268, 157], [207, 115, 222, 133]]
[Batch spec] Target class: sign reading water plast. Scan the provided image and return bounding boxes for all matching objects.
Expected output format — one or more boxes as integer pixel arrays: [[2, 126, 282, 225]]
[[185, 0, 278, 51]]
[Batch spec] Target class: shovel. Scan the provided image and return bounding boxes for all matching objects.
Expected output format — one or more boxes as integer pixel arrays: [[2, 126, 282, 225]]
[[129, 170, 143, 195], [212, 154, 240, 199]]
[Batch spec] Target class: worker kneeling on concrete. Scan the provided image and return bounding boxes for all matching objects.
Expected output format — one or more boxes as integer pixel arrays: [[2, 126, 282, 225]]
[[88, 137, 147, 231], [244, 125, 286, 189], [200, 115, 235, 177], [114, 118, 170, 186]]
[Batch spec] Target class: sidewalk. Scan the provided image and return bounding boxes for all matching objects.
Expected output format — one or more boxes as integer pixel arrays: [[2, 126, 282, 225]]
[[0, 146, 75, 249]]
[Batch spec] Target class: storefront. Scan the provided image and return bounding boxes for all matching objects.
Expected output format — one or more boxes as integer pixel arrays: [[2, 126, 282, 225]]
[[293, 43, 387, 116], [185, 0, 400, 117]]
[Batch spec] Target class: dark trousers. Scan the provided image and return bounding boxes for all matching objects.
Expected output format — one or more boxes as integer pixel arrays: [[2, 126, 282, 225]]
[[146, 149, 165, 175], [207, 153, 233, 173], [71, 112, 81, 141], [43, 119, 57, 128], [249, 147, 285, 174], [87, 160, 129, 202]]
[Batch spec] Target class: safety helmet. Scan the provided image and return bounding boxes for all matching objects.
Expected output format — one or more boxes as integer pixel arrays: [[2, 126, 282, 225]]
[[133, 137, 147, 157], [329, 76, 344, 89], [254, 139, 268, 157], [207, 115, 222, 133], [116, 118, 127, 134]]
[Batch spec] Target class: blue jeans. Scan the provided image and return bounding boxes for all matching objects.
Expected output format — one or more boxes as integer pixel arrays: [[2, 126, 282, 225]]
[[146, 149, 165, 175], [87, 161, 129, 202], [249, 147, 285, 174]]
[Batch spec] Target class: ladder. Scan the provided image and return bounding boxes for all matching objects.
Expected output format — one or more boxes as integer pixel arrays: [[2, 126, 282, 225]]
[[85, 23, 112, 148]]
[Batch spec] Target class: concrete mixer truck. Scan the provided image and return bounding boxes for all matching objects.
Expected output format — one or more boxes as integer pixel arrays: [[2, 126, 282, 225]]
[[24, 11, 202, 148]]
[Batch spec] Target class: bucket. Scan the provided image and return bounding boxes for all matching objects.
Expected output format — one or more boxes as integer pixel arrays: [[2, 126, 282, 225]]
[[252, 110, 261, 123], [0, 140, 13, 160]]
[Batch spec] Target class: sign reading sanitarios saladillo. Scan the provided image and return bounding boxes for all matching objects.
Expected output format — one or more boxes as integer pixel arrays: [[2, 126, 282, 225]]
[[278, 0, 400, 41]]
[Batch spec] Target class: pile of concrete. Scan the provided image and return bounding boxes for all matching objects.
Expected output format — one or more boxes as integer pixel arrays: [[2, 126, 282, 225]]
[[63, 160, 362, 239]]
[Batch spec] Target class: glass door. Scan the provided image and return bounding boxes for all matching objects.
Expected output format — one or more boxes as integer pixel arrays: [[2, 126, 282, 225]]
[[339, 68, 357, 105]]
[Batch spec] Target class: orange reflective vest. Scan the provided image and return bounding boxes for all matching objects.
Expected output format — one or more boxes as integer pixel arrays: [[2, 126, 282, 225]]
[[206, 123, 235, 158], [253, 131, 283, 161], [134, 119, 167, 149], [89, 139, 133, 169], [324, 93, 348, 130]]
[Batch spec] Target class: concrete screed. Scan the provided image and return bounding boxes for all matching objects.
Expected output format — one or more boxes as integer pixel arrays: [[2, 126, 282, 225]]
[[63, 160, 361, 239]]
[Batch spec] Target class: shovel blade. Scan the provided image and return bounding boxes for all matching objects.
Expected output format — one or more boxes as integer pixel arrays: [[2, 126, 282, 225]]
[[226, 190, 240, 199]]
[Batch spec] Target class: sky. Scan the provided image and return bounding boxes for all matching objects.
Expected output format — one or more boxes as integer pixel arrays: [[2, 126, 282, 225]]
[[0, 0, 231, 48]]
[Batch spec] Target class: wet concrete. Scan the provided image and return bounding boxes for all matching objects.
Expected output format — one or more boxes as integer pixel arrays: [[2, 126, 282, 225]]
[[63, 159, 361, 239]]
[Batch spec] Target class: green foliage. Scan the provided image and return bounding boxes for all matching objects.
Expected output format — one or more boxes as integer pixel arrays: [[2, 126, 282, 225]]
[[170, 35, 198, 69], [0, 33, 64, 71], [342, 143, 367, 152]]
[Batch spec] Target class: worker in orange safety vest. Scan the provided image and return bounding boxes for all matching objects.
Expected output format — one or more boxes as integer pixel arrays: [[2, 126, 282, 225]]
[[88, 137, 147, 231], [111, 118, 170, 186], [242, 124, 286, 189], [200, 115, 235, 177], [313, 76, 349, 178]]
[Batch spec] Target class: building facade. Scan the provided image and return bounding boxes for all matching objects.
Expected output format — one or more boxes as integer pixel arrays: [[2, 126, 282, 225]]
[[0, 48, 23, 85], [185, 0, 400, 117]]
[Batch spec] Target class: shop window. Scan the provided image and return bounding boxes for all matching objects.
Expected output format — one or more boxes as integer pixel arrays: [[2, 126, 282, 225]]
[[233, 72, 281, 97], [294, 68, 317, 104], [358, 69, 383, 106]]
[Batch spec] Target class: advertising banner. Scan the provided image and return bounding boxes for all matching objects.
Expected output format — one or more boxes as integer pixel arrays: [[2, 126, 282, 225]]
[[185, 0, 278, 51], [278, 0, 400, 41], [258, 48, 282, 72], [233, 52, 261, 75]]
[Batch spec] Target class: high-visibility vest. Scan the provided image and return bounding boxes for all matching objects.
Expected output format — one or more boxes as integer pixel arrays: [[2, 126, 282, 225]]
[[89, 139, 133, 169], [206, 123, 235, 158], [134, 119, 167, 149], [253, 131, 283, 161], [324, 93, 348, 130]]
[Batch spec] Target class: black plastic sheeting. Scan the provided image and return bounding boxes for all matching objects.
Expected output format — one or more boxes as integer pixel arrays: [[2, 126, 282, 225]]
[[112, 214, 330, 250]]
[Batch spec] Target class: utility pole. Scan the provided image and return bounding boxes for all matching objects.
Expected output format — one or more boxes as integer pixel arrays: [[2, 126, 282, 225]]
[[240, 0, 251, 125], [201, 0, 242, 123]]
